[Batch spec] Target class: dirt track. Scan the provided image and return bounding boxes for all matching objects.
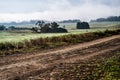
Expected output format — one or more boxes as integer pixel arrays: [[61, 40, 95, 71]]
[[0, 35, 120, 80]]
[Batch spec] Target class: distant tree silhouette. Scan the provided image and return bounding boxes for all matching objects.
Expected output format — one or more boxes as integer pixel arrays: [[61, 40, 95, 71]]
[[41, 23, 51, 33], [31, 27, 38, 32], [0, 25, 6, 30], [55, 28, 68, 33], [8, 26, 16, 30], [50, 22, 67, 33], [35, 20, 45, 29], [91, 16, 120, 22], [76, 22, 90, 29], [31, 21, 68, 33], [51, 22, 59, 29], [7, 26, 31, 31], [59, 19, 80, 23]]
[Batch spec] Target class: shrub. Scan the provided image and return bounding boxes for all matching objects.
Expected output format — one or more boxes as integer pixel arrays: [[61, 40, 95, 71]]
[[77, 22, 90, 29]]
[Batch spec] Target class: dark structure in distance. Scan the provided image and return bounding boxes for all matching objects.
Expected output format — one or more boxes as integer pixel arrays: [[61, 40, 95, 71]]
[[0, 25, 6, 30], [76, 22, 90, 29]]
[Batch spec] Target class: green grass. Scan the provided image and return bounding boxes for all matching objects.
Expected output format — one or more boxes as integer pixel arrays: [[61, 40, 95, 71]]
[[0, 22, 120, 43], [0, 31, 68, 43], [69, 29, 105, 34], [0, 29, 106, 43], [60, 21, 120, 29], [90, 22, 120, 29], [0, 29, 120, 56]]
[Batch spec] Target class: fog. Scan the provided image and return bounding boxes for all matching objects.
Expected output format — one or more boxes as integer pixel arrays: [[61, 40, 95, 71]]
[[0, 0, 120, 22]]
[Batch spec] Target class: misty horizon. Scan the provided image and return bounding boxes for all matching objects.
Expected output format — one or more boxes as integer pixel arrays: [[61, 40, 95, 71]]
[[0, 0, 120, 22]]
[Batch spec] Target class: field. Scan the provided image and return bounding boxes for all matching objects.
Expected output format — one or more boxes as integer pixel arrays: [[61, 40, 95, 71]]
[[0, 21, 120, 79], [60, 21, 120, 29], [0, 29, 105, 43], [0, 35, 120, 79], [11, 22, 120, 29], [1, 0, 120, 79], [0, 31, 68, 43], [0, 22, 120, 43]]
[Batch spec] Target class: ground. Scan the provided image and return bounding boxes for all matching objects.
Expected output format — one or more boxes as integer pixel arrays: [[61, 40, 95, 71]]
[[0, 35, 120, 80]]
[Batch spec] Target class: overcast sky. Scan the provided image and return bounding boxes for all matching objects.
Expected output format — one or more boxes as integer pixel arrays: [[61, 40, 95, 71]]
[[0, 0, 120, 22]]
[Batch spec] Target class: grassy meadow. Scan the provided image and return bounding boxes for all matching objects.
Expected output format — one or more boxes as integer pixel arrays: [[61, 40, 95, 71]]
[[0, 29, 106, 43], [0, 28, 120, 55], [0, 22, 120, 43], [0, 31, 68, 43], [60, 21, 120, 29]]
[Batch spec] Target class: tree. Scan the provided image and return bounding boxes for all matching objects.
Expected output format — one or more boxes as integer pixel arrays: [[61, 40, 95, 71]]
[[35, 20, 45, 29], [32, 21, 68, 33], [0, 25, 6, 30], [41, 23, 51, 33], [34, 20, 45, 33], [76, 22, 90, 29], [8, 26, 16, 30], [56, 28, 68, 33], [51, 22, 59, 29], [31, 27, 38, 32], [50, 22, 67, 33]]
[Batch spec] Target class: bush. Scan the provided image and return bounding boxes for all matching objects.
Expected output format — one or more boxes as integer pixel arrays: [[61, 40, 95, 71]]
[[77, 22, 90, 29], [33, 21, 68, 33], [0, 25, 6, 30]]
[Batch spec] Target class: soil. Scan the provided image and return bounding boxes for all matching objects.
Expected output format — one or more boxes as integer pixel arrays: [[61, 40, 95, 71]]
[[0, 35, 120, 80]]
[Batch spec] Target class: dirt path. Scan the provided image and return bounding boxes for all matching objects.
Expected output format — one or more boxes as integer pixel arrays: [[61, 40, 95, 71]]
[[0, 35, 120, 80]]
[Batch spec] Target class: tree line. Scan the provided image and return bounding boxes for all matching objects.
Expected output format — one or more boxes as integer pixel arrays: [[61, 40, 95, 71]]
[[0, 25, 31, 31], [59, 19, 80, 23], [91, 16, 120, 22], [0, 21, 90, 32]]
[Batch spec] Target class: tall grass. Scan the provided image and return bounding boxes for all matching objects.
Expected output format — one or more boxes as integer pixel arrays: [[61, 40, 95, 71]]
[[0, 29, 120, 56]]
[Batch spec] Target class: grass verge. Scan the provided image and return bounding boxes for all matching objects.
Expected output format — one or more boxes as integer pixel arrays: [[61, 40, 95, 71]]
[[0, 29, 120, 56]]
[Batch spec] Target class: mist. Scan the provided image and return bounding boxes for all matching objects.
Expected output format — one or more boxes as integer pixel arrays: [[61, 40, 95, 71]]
[[0, 0, 120, 22]]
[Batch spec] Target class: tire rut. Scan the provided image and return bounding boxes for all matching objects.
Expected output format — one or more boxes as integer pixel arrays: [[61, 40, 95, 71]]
[[0, 35, 120, 80], [0, 35, 119, 66]]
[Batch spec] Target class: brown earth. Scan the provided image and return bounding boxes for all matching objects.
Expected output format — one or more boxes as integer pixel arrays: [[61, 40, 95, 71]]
[[0, 35, 120, 80]]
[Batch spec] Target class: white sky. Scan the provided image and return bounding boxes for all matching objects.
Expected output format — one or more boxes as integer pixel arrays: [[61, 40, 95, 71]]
[[0, 0, 120, 22]]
